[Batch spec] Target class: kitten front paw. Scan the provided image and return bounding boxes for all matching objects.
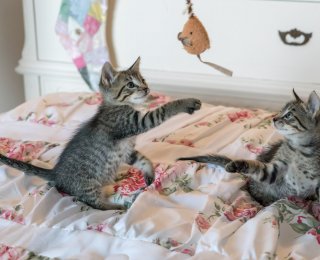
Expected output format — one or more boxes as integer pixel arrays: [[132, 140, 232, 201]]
[[138, 160, 154, 186], [115, 204, 127, 211], [144, 175, 154, 186], [182, 98, 202, 114], [225, 160, 249, 173]]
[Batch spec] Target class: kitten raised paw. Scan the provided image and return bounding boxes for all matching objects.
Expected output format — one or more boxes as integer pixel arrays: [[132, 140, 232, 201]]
[[185, 98, 202, 114]]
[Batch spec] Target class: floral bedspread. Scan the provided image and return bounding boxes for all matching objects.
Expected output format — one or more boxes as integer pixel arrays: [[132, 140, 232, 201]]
[[0, 92, 319, 260]]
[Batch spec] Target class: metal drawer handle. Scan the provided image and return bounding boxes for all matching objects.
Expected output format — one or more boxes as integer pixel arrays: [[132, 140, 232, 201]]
[[278, 28, 312, 46]]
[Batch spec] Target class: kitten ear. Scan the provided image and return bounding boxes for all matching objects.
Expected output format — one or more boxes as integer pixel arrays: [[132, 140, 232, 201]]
[[100, 62, 116, 88], [129, 56, 141, 72], [293, 89, 303, 103], [307, 91, 320, 117]]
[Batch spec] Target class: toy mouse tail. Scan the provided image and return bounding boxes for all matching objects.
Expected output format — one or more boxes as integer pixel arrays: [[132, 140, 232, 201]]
[[197, 55, 233, 77]]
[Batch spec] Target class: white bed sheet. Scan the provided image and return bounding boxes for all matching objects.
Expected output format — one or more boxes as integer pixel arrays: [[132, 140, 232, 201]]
[[0, 92, 319, 260]]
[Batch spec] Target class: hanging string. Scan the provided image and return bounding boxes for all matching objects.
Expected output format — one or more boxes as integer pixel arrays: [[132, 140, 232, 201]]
[[197, 55, 233, 77], [182, 0, 233, 77], [184, 0, 194, 17]]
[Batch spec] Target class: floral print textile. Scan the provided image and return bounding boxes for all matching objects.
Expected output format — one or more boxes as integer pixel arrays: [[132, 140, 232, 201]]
[[0, 92, 319, 259]]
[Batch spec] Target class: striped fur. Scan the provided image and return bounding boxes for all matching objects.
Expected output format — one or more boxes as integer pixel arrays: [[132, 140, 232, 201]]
[[0, 57, 201, 210], [179, 90, 320, 206]]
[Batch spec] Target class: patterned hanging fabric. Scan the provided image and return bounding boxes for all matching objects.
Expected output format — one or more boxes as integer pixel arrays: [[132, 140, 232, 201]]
[[55, 0, 109, 91]]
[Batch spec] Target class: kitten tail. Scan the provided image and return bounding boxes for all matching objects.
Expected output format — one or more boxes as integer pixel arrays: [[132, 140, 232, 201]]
[[0, 154, 54, 181], [177, 154, 232, 167]]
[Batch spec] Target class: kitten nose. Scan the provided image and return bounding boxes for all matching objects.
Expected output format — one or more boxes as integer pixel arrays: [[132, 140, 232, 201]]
[[145, 88, 150, 94]]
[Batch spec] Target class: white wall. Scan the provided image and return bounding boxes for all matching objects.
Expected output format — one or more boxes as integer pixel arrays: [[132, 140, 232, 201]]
[[0, 0, 25, 113]]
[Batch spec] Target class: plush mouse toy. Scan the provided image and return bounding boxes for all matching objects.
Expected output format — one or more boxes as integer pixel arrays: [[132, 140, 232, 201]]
[[177, 0, 233, 77], [178, 15, 210, 55]]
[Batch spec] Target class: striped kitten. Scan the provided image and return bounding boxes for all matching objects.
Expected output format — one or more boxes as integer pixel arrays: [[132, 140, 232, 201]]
[[179, 90, 320, 206], [0, 57, 201, 210]]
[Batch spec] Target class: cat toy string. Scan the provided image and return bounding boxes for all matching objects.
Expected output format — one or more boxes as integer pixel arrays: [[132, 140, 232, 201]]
[[186, 0, 194, 17]]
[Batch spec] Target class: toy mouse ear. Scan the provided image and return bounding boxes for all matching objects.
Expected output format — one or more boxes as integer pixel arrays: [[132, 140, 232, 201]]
[[129, 57, 141, 72], [100, 62, 116, 88]]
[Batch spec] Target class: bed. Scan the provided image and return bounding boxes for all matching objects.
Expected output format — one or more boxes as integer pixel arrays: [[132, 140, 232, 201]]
[[5, 0, 320, 258], [0, 91, 319, 259]]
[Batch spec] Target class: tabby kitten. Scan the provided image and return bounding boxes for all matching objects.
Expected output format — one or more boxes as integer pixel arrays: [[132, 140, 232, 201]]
[[0, 57, 201, 210], [179, 90, 320, 206]]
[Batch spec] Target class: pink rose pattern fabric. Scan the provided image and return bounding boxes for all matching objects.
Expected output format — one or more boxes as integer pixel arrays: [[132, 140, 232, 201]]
[[114, 168, 146, 197], [0, 207, 25, 225], [0, 244, 49, 260], [227, 110, 253, 122], [1, 92, 320, 259], [17, 112, 60, 127], [0, 138, 59, 163], [152, 107, 274, 153], [195, 214, 211, 232], [223, 196, 261, 222]]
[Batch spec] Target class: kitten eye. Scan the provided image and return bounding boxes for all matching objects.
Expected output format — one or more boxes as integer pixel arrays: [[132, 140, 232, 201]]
[[142, 78, 146, 84], [284, 112, 293, 119], [127, 82, 135, 89], [190, 32, 193, 35]]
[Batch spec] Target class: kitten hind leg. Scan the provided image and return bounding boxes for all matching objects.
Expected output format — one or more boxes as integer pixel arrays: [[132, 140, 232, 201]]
[[127, 150, 154, 186], [226, 159, 281, 184], [226, 160, 264, 174], [93, 199, 126, 211], [101, 184, 117, 196], [95, 186, 127, 210], [79, 186, 126, 210], [101, 180, 128, 196]]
